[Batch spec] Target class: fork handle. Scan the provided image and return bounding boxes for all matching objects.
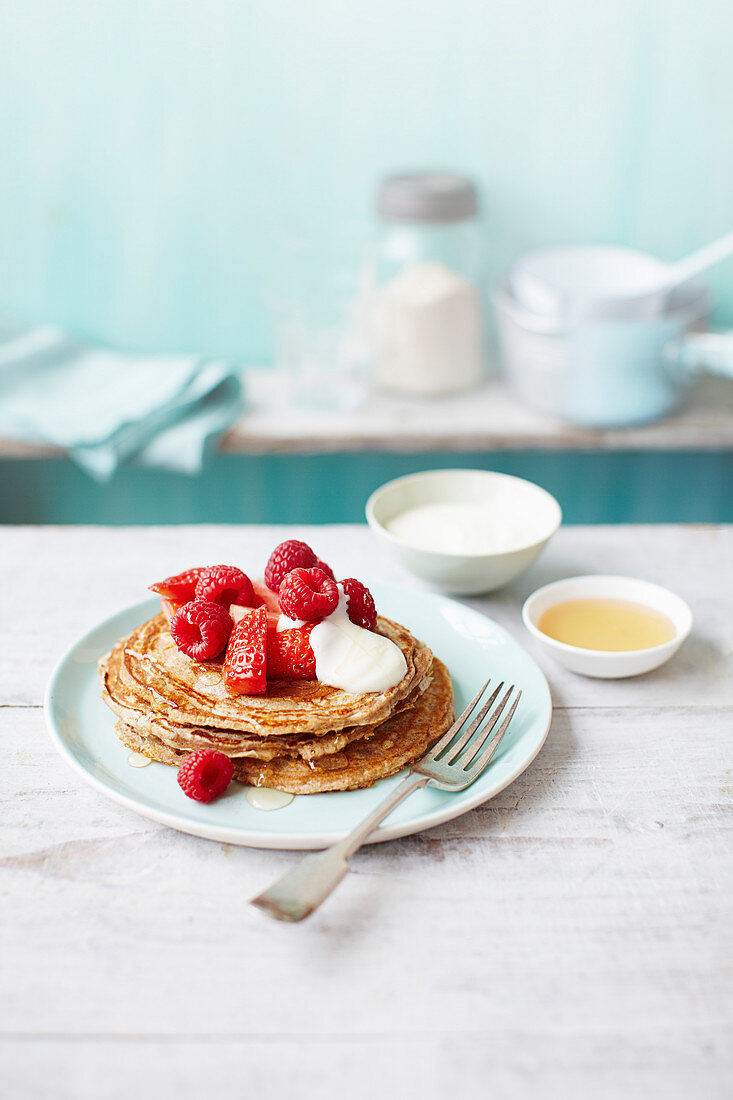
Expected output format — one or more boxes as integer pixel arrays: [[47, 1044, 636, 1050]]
[[250, 772, 429, 922]]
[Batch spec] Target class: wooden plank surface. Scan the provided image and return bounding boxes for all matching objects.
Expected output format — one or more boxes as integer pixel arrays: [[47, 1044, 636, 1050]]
[[223, 372, 733, 454], [1, 373, 732, 459], [223, 371, 733, 454], [1, 524, 731, 1099]]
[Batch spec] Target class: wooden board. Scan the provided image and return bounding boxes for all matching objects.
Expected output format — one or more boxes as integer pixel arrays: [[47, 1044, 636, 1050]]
[[1, 373, 732, 458]]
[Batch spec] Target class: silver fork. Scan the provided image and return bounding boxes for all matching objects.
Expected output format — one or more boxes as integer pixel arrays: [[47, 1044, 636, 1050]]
[[250, 679, 521, 922]]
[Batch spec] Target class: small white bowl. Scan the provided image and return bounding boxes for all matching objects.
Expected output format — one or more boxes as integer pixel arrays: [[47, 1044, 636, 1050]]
[[522, 574, 693, 678], [365, 469, 562, 595]]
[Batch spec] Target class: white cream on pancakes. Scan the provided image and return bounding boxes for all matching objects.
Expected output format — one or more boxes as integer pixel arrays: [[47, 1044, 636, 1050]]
[[276, 613, 306, 631], [308, 586, 407, 694]]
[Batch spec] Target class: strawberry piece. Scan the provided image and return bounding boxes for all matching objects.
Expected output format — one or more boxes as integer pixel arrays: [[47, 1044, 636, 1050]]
[[170, 600, 233, 660], [149, 566, 205, 603], [195, 564, 255, 609], [341, 578, 377, 631], [161, 597, 184, 622], [177, 750, 234, 803], [267, 625, 316, 680], [264, 540, 317, 592], [223, 607, 268, 695], [279, 567, 338, 622], [252, 579, 280, 614]]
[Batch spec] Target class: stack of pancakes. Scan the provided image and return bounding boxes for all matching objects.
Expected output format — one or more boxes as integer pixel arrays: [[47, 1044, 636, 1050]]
[[98, 611, 454, 793]]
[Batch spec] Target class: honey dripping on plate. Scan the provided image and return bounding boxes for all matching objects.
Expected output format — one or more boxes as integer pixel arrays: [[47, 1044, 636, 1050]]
[[246, 787, 295, 811], [537, 598, 676, 652], [127, 752, 152, 768]]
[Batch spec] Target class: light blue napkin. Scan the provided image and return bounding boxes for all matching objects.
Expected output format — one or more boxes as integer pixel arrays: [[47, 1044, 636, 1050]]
[[0, 321, 245, 480]]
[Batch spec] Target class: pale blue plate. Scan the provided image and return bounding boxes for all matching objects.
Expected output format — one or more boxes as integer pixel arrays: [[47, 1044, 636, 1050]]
[[44, 585, 552, 849]]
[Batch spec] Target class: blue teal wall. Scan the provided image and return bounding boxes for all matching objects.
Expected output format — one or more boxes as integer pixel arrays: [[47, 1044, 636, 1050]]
[[2, 0, 732, 361], [2, 452, 731, 526]]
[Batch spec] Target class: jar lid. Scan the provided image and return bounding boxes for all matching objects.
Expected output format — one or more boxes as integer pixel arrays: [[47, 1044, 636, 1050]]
[[378, 173, 478, 223]]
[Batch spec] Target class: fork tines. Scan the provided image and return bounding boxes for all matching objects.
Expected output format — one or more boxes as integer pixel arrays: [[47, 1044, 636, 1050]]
[[426, 678, 521, 776]]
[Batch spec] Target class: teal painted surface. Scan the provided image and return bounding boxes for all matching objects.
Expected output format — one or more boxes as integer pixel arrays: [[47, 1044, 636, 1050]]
[[2, 452, 731, 526], [1, 0, 732, 362]]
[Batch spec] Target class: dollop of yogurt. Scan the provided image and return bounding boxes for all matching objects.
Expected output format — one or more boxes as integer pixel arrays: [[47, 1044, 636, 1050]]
[[309, 586, 407, 694], [277, 613, 306, 631]]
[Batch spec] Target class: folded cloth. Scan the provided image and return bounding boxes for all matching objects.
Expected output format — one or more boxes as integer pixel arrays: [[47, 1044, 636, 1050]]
[[0, 321, 245, 480]]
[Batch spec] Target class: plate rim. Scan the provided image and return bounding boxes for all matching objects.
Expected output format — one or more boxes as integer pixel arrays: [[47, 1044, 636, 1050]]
[[44, 588, 552, 850]]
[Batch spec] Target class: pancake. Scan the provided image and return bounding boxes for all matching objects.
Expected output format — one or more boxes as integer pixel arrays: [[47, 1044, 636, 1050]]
[[99, 606, 454, 794], [100, 647, 431, 762], [112, 658, 454, 793], [107, 612, 432, 737]]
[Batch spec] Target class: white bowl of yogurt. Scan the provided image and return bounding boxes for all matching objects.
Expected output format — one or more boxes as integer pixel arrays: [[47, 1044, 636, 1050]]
[[366, 469, 562, 595]]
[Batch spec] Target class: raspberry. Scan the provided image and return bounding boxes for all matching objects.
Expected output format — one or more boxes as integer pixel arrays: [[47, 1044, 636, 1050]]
[[223, 606, 268, 695], [264, 540, 317, 592], [279, 567, 338, 622], [150, 566, 205, 603], [177, 750, 234, 803], [267, 624, 316, 680], [315, 558, 335, 581], [170, 600, 233, 660], [195, 564, 255, 609], [341, 578, 377, 631]]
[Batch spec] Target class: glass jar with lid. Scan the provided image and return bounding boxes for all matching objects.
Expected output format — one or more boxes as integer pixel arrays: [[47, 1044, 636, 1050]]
[[372, 173, 485, 395]]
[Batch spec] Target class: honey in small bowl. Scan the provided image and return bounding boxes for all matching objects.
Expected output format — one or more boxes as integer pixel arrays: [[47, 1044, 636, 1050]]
[[536, 598, 676, 652]]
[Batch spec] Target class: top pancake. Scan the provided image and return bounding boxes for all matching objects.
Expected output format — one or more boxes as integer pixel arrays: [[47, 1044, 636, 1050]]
[[103, 612, 433, 737], [100, 643, 430, 762]]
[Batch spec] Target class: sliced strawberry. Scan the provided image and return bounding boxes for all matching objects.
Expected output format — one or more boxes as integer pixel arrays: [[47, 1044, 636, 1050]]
[[267, 625, 316, 681], [150, 567, 205, 603], [161, 597, 184, 622], [231, 604, 280, 633], [252, 579, 281, 615], [223, 607, 268, 696]]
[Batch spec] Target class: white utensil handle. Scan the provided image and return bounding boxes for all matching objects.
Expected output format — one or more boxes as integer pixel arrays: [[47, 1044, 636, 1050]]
[[668, 231, 733, 287], [250, 772, 429, 921], [675, 331, 733, 379]]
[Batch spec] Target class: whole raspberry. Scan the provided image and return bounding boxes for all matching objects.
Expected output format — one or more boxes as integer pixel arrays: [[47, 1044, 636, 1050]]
[[195, 564, 255, 609], [341, 578, 377, 631], [177, 750, 234, 803], [315, 558, 335, 581], [279, 567, 339, 622], [264, 540, 317, 592], [170, 599, 233, 660]]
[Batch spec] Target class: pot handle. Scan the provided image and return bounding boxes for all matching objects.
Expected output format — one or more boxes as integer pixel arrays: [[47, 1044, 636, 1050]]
[[670, 331, 733, 379]]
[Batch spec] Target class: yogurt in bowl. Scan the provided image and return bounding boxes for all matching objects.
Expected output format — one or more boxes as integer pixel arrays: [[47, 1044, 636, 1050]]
[[385, 499, 546, 556], [366, 469, 561, 595]]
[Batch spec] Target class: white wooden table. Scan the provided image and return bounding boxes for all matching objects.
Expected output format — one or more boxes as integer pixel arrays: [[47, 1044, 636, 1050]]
[[2, 524, 731, 1099]]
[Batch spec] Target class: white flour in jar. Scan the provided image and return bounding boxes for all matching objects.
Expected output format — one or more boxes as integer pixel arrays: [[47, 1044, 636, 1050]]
[[373, 261, 483, 395]]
